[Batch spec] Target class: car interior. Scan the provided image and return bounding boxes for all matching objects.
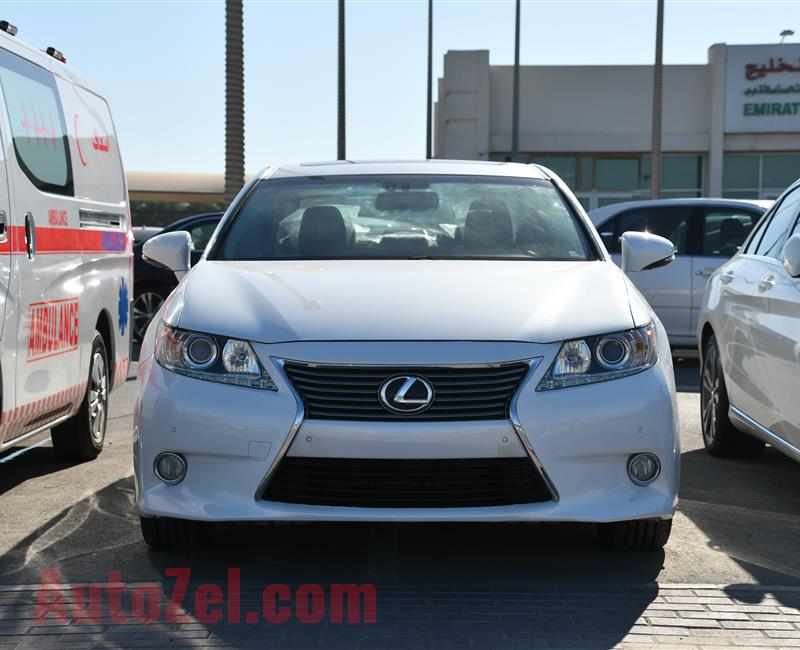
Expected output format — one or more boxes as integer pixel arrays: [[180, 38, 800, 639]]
[[220, 182, 594, 262]]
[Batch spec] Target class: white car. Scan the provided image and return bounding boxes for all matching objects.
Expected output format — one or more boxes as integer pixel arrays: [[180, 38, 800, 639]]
[[697, 180, 800, 461], [135, 161, 680, 550], [590, 199, 770, 348], [0, 24, 131, 461]]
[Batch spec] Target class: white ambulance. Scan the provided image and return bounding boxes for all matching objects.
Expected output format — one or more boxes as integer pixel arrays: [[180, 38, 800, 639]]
[[0, 21, 131, 460]]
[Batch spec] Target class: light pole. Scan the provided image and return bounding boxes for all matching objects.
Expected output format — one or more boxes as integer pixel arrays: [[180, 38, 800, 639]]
[[650, 0, 664, 200], [426, 0, 433, 159], [511, 0, 521, 162], [224, 0, 245, 205], [780, 29, 794, 43], [338, 0, 346, 160]]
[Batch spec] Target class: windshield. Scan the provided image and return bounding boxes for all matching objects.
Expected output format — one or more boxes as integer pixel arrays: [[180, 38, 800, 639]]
[[213, 174, 596, 261]]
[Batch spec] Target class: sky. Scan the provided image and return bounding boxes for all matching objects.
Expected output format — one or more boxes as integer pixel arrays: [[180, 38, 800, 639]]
[[4, 0, 799, 174]]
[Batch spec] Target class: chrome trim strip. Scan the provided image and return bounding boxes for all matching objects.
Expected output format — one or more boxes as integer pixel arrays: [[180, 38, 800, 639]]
[[509, 357, 559, 502], [279, 359, 530, 369], [1, 412, 74, 446], [729, 405, 800, 461], [255, 356, 559, 504], [254, 358, 306, 500], [0, 435, 51, 464]]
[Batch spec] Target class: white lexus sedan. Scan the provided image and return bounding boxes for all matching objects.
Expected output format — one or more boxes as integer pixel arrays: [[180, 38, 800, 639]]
[[697, 179, 800, 461], [134, 161, 680, 550]]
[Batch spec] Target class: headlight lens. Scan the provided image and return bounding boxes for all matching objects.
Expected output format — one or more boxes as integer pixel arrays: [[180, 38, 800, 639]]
[[155, 322, 277, 390], [537, 322, 657, 391]]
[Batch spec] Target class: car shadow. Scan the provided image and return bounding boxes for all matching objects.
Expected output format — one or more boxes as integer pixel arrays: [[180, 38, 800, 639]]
[[4, 452, 800, 647], [680, 444, 800, 584], [0, 445, 86, 497], [0, 476, 668, 648]]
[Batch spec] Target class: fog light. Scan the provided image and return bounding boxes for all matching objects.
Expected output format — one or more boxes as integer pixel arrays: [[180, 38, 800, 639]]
[[154, 452, 187, 485], [627, 453, 660, 486]]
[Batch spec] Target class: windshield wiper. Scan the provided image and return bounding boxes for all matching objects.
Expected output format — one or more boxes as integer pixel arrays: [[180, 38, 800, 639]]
[[407, 255, 439, 260]]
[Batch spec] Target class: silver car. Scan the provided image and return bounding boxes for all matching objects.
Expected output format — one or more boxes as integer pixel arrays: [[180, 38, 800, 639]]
[[590, 199, 770, 348], [697, 182, 800, 461]]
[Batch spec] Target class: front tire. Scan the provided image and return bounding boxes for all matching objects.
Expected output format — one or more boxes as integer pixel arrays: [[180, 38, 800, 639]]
[[52, 332, 108, 461], [701, 335, 765, 459], [140, 516, 209, 549], [598, 518, 672, 550]]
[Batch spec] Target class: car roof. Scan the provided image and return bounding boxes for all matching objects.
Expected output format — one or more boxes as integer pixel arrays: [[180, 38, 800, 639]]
[[261, 160, 550, 180], [0, 31, 104, 96], [588, 198, 771, 227], [163, 212, 224, 232]]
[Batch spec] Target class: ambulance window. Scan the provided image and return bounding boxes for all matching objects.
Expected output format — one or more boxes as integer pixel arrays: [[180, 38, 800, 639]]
[[0, 49, 73, 196]]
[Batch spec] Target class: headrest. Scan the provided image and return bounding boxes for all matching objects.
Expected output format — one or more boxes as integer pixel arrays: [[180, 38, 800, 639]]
[[720, 218, 746, 242], [297, 205, 349, 256], [463, 199, 514, 249]]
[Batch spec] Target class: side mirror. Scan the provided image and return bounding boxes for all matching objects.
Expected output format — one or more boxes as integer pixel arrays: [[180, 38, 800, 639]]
[[142, 231, 192, 280], [782, 233, 800, 278], [620, 231, 676, 273]]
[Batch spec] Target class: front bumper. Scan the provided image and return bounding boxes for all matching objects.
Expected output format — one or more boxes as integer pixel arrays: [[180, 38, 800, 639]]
[[134, 340, 680, 523]]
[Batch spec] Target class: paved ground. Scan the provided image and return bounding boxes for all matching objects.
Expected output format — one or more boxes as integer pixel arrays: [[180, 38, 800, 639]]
[[0, 357, 799, 648]]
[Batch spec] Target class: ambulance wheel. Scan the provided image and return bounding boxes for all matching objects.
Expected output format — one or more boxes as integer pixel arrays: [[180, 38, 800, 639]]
[[52, 332, 109, 461]]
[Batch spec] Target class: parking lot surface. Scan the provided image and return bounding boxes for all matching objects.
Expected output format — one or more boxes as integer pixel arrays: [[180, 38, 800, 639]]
[[1, 358, 799, 648]]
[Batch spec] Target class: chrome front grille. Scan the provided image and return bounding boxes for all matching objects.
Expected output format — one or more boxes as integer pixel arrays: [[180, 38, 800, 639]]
[[282, 361, 531, 421]]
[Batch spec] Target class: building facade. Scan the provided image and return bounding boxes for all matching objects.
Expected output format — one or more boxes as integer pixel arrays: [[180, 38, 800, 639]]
[[127, 171, 225, 226], [434, 43, 800, 210]]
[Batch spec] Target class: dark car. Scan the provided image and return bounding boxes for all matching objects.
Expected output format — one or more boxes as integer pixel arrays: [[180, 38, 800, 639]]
[[133, 212, 223, 340]]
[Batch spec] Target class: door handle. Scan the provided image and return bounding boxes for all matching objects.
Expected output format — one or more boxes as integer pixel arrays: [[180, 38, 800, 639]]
[[24, 212, 35, 259], [757, 275, 776, 292], [694, 269, 714, 277], [719, 271, 734, 285], [0, 210, 6, 243]]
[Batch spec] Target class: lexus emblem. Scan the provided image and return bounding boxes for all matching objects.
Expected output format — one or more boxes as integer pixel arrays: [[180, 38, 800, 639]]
[[378, 375, 435, 414]]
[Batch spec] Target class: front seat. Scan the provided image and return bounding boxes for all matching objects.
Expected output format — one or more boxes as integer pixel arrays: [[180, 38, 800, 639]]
[[463, 199, 514, 250], [297, 205, 350, 256], [718, 218, 746, 255]]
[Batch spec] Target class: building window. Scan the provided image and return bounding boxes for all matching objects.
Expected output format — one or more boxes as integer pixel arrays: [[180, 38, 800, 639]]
[[723, 153, 800, 199], [534, 155, 576, 188], [491, 153, 703, 210], [641, 154, 703, 193], [596, 157, 639, 191]]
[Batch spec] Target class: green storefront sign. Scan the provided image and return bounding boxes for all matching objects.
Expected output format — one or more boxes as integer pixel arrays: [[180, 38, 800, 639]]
[[743, 102, 800, 116]]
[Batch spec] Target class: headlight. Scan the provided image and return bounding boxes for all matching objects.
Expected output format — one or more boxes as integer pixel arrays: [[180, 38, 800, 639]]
[[536, 322, 657, 391], [155, 322, 277, 390]]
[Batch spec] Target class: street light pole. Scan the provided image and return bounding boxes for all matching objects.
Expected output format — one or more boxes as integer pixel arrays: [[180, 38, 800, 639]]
[[224, 0, 245, 205], [511, 0, 521, 162], [338, 0, 346, 160], [426, 0, 433, 159], [650, 0, 664, 199]]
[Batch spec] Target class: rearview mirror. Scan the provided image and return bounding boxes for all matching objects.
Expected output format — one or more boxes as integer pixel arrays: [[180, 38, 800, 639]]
[[375, 191, 439, 212], [782, 233, 800, 278], [142, 231, 192, 280], [620, 231, 675, 274]]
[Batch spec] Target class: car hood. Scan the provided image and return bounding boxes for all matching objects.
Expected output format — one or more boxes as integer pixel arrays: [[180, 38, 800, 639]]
[[174, 260, 640, 344]]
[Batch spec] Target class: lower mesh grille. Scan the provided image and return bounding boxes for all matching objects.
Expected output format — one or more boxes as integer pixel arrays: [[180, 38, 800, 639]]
[[261, 457, 553, 507]]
